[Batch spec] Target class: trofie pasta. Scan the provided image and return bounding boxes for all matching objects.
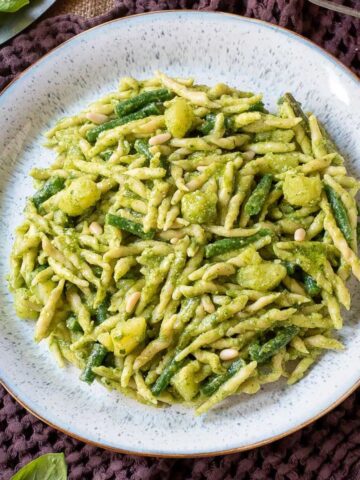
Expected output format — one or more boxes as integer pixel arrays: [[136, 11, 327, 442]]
[[8, 72, 360, 414]]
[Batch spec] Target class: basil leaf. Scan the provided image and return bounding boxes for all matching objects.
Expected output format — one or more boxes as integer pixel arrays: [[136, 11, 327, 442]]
[[0, 0, 29, 13], [11, 453, 67, 480]]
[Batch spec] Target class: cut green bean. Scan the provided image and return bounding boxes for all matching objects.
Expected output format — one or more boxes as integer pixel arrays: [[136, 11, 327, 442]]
[[248, 101, 267, 113], [248, 326, 299, 364], [66, 314, 83, 333], [303, 273, 321, 297], [325, 184, 352, 244], [86, 103, 163, 143], [106, 214, 155, 239], [283, 93, 310, 135], [99, 150, 113, 161], [244, 174, 273, 216], [95, 293, 110, 325], [283, 261, 296, 276], [115, 88, 173, 117], [151, 356, 185, 396], [198, 113, 216, 135], [33, 176, 65, 209], [198, 113, 235, 135], [205, 228, 271, 258], [134, 139, 152, 160], [201, 358, 245, 396], [80, 343, 107, 384]]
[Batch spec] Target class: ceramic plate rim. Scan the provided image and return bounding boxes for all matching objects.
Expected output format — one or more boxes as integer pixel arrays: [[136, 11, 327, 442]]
[[0, 11, 359, 458]]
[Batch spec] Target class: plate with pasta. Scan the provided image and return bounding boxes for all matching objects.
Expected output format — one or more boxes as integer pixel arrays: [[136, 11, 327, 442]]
[[0, 11, 360, 456]]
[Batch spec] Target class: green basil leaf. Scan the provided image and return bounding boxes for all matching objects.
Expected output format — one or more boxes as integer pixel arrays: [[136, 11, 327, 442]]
[[0, 0, 29, 13], [11, 453, 67, 480]]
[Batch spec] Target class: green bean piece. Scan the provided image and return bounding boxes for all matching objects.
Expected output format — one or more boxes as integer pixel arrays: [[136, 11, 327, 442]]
[[303, 273, 321, 297], [115, 88, 173, 117], [283, 93, 310, 135], [134, 139, 152, 160], [198, 114, 235, 135], [205, 228, 272, 258], [244, 174, 273, 216], [248, 326, 299, 364], [80, 343, 107, 384], [99, 150, 113, 161], [283, 261, 296, 276], [106, 214, 155, 239], [32, 176, 65, 209], [224, 116, 236, 133], [93, 265, 103, 277], [324, 184, 352, 244], [95, 293, 111, 325], [66, 314, 83, 333], [201, 358, 245, 396], [248, 101, 267, 113], [198, 113, 216, 135], [151, 356, 185, 396], [86, 103, 163, 143]]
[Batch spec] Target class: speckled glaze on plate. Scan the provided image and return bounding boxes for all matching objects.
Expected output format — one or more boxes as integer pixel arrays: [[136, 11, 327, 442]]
[[0, 12, 360, 457]]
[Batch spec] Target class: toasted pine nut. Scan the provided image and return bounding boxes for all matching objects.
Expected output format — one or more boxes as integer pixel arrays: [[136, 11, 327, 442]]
[[85, 112, 109, 124], [89, 222, 103, 236], [294, 228, 306, 242], [219, 348, 239, 361], [125, 291, 141, 313], [149, 132, 172, 146]]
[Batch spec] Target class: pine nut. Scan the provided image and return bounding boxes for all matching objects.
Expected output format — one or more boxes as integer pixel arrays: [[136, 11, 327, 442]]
[[89, 222, 103, 236], [125, 291, 141, 313], [148, 132, 172, 146], [85, 112, 109, 124], [294, 228, 306, 242], [219, 348, 239, 361]]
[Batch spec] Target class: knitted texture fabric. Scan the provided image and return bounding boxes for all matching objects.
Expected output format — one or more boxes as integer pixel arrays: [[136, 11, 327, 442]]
[[1, 385, 360, 479], [0, 0, 359, 91], [1, 1, 360, 478]]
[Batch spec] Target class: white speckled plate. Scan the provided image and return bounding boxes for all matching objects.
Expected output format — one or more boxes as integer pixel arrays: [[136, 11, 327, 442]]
[[0, 12, 359, 457]]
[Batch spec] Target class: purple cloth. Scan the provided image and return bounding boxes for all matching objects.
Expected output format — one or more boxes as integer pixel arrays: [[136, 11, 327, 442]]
[[1, 386, 360, 479], [1, 1, 360, 478], [0, 0, 359, 91]]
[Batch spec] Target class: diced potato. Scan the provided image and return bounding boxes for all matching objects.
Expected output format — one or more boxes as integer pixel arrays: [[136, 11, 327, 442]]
[[283, 174, 322, 206], [181, 190, 217, 224], [232, 246, 262, 266], [111, 316, 146, 356], [165, 98, 194, 138], [171, 360, 201, 401], [14, 288, 40, 319], [236, 263, 287, 291], [98, 332, 114, 352], [59, 177, 100, 216]]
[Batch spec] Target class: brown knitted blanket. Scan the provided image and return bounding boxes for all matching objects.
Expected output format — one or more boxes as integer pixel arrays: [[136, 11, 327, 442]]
[[1, 1, 360, 479], [0, 0, 359, 91]]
